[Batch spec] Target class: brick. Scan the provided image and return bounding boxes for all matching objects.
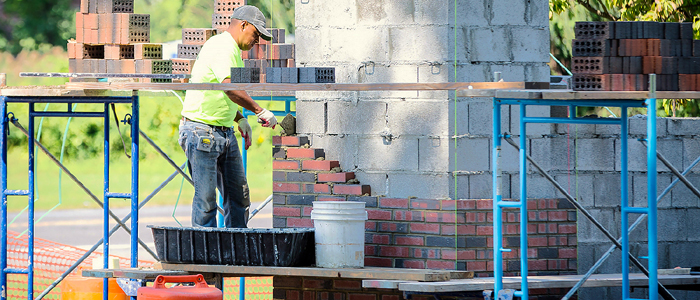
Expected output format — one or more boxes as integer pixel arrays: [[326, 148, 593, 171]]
[[182, 28, 217, 45], [348, 196, 377, 208], [410, 223, 440, 234], [395, 236, 424, 246], [410, 199, 440, 210], [441, 224, 475, 235], [643, 21, 664, 39], [333, 280, 362, 290], [680, 22, 694, 40], [177, 44, 202, 59], [303, 278, 332, 290], [287, 148, 324, 159], [122, 14, 150, 44], [379, 198, 408, 208], [273, 182, 300, 193], [287, 194, 315, 205], [273, 136, 309, 147], [679, 74, 696, 91], [318, 172, 355, 183], [574, 21, 614, 39], [571, 56, 607, 74], [97, 0, 134, 13], [134, 43, 162, 59], [366, 209, 391, 221], [572, 39, 613, 56], [333, 184, 370, 195], [318, 196, 346, 201], [441, 199, 476, 210], [694, 40, 700, 57], [378, 222, 408, 233], [302, 160, 340, 171], [393, 211, 424, 222], [572, 74, 610, 91], [214, 0, 243, 15], [273, 160, 299, 170], [274, 207, 300, 217], [211, 13, 230, 32], [665, 23, 680, 39], [273, 276, 302, 288], [608, 56, 623, 73], [287, 172, 315, 182], [287, 217, 313, 228]]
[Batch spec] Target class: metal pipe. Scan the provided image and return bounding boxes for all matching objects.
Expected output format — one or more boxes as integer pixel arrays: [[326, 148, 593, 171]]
[[621, 106, 631, 300], [523, 117, 623, 125], [9, 120, 157, 259], [1, 97, 8, 300], [34, 163, 187, 300], [131, 92, 139, 274], [639, 140, 700, 199], [28, 103, 35, 300], [503, 136, 676, 300], [249, 194, 273, 220], [518, 104, 528, 299], [492, 100, 504, 294], [647, 77, 659, 300]]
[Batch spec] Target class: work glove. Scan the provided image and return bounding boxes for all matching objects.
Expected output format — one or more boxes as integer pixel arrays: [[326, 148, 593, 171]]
[[237, 117, 252, 150], [256, 108, 277, 129]]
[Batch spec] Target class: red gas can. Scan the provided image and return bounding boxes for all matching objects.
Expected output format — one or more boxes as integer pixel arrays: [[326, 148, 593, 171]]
[[137, 274, 222, 300]]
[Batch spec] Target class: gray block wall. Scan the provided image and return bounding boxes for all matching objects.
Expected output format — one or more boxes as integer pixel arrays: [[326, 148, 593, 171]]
[[295, 0, 550, 200]]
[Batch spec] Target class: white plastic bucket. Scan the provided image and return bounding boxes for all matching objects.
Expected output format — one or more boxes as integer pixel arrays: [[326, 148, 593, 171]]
[[310, 201, 367, 268]]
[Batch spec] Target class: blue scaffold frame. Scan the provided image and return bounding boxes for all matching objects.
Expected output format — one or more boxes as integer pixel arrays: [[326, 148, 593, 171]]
[[491, 88, 658, 299], [0, 94, 140, 300]]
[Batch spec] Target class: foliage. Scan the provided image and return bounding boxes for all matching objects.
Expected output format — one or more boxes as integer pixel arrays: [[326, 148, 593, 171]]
[[550, 0, 700, 117], [0, 0, 75, 55]]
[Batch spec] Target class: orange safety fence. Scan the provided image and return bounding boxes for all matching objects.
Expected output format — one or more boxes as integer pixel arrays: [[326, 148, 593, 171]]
[[5, 230, 153, 299], [5, 230, 273, 299]]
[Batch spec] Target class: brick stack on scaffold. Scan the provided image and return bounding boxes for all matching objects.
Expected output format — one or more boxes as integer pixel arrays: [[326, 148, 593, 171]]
[[67, 0, 172, 82], [571, 21, 700, 91]]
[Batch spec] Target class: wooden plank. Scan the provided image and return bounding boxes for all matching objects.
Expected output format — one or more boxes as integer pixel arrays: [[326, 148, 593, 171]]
[[64, 81, 525, 91], [82, 268, 189, 279], [82, 269, 115, 278], [159, 264, 457, 282], [0, 87, 293, 98], [395, 274, 700, 293], [363, 280, 410, 289]]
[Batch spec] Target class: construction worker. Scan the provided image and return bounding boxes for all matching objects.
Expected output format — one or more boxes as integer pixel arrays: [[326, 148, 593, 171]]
[[179, 5, 277, 228]]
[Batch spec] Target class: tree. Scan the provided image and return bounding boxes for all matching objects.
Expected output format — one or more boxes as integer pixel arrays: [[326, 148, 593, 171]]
[[0, 0, 77, 55]]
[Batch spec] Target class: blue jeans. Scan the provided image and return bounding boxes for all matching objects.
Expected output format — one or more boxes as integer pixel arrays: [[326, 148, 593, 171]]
[[178, 118, 250, 228]]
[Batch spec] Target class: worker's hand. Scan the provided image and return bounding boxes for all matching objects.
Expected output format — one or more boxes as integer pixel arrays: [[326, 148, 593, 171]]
[[256, 108, 277, 129], [237, 117, 252, 150]]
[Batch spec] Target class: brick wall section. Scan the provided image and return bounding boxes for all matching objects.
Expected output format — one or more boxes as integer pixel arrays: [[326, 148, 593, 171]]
[[272, 136, 577, 277]]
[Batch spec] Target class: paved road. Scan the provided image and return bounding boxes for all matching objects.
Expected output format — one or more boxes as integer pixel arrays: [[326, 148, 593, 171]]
[[7, 201, 273, 263]]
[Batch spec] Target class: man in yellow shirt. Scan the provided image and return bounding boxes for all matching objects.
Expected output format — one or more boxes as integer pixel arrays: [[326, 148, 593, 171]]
[[179, 5, 276, 228]]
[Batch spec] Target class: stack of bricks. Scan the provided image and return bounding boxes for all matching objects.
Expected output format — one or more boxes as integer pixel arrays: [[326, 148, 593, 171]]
[[172, 28, 218, 82], [272, 135, 578, 276], [67, 0, 171, 82], [572, 21, 700, 91], [239, 28, 302, 83]]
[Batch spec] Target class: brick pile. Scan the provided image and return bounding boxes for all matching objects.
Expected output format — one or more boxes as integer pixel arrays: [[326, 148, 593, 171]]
[[67, 0, 172, 82], [271, 135, 577, 276], [572, 21, 700, 91]]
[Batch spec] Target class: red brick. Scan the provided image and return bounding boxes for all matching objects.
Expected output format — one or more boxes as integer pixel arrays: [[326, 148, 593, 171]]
[[306, 183, 331, 194], [318, 196, 346, 201], [318, 172, 355, 183], [394, 211, 424, 221], [303, 206, 313, 217], [287, 218, 313, 228], [302, 160, 340, 171], [679, 74, 696, 91], [273, 160, 300, 170], [348, 294, 376, 300], [286, 290, 300, 300], [527, 200, 537, 210], [549, 236, 568, 246], [475, 199, 492, 209], [465, 212, 477, 223], [548, 259, 568, 270], [425, 212, 465, 223], [441, 225, 476, 235], [303, 278, 332, 289], [303, 291, 315, 300], [381, 295, 400, 300], [528, 236, 548, 247], [333, 279, 362, 290], [273, 182, 300, 193], [414, 249, 439, 259], [370, 234, 390, 244], [365, 221, 376, 231], [395, 236, 424, 246], [365, 245, 377, 256], [441, 199, 476, 210], [425, 260, 454, 270], [410, 199, 440, 210], [559, 224, 576, 234], [466, 260, 486, 271], [273, 207, 300, 217], [442, 249, 476, 260], [529, 259, 547, 271], [287, 148, 324, 159], [379, 198, 408, 208], [274, 276, 302, 287], [379, 246, 409, 257], [410, 223, 440, 234], [476, 225, 493, 236], [547, 211, 567, 221], [273, 136, 309, 147], [367, 209, 391, 220], [611, 74, 624, 91], [549, 223, 558, 233], [559, 248, 577, 259], [333, 184, 370, 195], [505, 224, 519, 235]]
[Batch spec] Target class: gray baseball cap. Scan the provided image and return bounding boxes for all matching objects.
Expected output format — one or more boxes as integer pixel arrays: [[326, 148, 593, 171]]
[[231, 5, 272, 41]]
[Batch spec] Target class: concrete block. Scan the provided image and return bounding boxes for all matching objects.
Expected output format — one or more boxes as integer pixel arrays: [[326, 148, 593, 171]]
[[668, 117, 700, 136], [418, 136, 449, 172], [575, 139, 615, 171], [487, 64, 525, 83], [465, 98, 509, 136], [307, 134, 359, 169], [358, 64, 418, 99], [553, 174, 594, 207], [511, 27, 550, 63], [327, 100, 387, 135], [296, 100, 326, 134], [354, 171, 388, 196], [615, 138, 683, 173], [388, 100, 449, 136], [577, 208, 619, 243], [526, 0, 549, 27], [510, 104, 552, 137], [593, 173, 624, 208], [450, 99, 470, 136], [498, 135, 520, 173], [451, 174, 470, 199], [592, 242, 622, 273], [492, 0, 526, 25], [293, 27, 324, 64], [356, 0, 416, 26], [454, 138, 490, 172], [266, 67, 281, 83], [671, 173, 700, 208], [357, 136, 419, 172], [295, 0, 357, 29], [509, 174, 555, 199], [451, 0, 487, 27], [658, 208, 689, 242], [530, 136, 570, 171], [470, 27, 510, 62], [687, 209, 700, 241], [388, 26, 449, 62], [632, 173, 674, 208], [682, 137, 700, 171], [328, 27, 390, 63], [525, 63, 551, 82], [417, 64, 450, 99], [454, 63, 488, 83], [415, 0, 448, 25], [388, 173, 450, 199]]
